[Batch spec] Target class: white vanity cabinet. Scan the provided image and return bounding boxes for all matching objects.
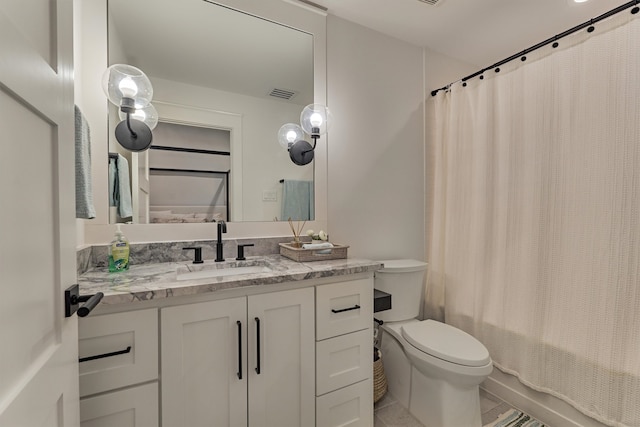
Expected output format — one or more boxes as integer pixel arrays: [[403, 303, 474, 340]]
[[77, 266, 378, 427], [161, 287, 315, 427]]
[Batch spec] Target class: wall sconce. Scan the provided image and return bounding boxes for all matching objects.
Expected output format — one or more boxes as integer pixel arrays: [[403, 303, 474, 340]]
[[102, 64, 157, 152], [278, 104, 333, 166]]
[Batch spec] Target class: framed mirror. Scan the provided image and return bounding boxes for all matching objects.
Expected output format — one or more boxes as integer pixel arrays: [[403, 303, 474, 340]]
[[107, 0, 320, 224]]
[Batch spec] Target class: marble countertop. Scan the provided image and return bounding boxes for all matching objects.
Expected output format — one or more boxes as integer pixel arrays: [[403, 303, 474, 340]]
[[78, 255, 383, 305]]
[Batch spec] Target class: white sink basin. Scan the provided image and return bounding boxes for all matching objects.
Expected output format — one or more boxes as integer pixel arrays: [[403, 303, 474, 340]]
[[176, 264, 272, 281]]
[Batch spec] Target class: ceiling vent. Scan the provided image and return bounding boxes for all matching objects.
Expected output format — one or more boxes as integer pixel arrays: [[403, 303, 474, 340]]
[[417, 0, 443, 4], [269, 88, 297, 100]]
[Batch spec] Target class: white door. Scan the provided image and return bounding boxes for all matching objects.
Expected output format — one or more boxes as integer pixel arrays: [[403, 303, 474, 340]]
[[161, 297, 248, 427], [248, 288, 315, 427], [0, 1, 79, 426]]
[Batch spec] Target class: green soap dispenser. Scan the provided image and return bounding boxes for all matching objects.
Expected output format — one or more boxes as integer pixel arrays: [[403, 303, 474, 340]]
[[108, 224, 130, 272]]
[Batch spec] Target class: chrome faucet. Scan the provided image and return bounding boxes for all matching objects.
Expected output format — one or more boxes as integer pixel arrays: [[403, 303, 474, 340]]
[[215, 220, 227, 262]]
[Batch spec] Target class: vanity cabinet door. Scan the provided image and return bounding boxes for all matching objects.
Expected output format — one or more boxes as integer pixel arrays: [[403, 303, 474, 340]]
[[161, 297, 247, 427], [247, 287, 315, 427]]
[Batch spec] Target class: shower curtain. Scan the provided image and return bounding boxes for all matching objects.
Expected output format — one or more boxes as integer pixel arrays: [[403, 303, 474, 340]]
[[427, 11, 640, 427]]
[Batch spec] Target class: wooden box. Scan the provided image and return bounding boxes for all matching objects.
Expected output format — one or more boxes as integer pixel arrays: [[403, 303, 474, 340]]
[[279, 242, 348, 262]]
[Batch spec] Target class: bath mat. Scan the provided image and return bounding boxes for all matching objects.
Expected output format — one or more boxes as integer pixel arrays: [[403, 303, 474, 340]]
[[483, 408, 547, 427]]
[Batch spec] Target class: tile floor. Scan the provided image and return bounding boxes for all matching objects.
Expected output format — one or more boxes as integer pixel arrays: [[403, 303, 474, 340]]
[[374, 388, 514, 427]]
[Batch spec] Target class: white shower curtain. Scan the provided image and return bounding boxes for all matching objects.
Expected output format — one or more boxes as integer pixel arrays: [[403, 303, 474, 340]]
[[427, 11, 640, 427]]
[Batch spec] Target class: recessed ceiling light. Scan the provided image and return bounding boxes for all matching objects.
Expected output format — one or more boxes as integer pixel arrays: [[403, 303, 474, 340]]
[[574, 0, 589, 3]]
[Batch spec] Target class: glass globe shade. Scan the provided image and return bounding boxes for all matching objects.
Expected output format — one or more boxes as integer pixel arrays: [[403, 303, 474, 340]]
[[119, 103, 158, 130], [277, 123, 304, 149], [102, 64, 153, 108], [300, 104, 333, 136]]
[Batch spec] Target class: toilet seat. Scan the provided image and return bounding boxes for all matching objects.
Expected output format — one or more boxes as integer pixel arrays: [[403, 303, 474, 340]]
[[401, 320, 490, 367]]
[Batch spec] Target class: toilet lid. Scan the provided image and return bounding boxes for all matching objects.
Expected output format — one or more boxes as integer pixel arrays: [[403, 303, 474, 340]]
[[401, 320, 491, 367]]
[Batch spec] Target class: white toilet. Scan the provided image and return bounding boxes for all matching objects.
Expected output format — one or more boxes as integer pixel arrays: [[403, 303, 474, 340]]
[[376, 259, 493, 427]]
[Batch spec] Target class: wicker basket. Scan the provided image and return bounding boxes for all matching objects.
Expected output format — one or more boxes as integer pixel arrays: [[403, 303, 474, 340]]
[[279, 242, 348, 262], [373, 349, 388, 403]]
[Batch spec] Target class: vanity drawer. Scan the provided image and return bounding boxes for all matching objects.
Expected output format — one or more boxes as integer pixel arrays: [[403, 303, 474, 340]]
[[316, 329, 372, 396], [316, 379, 373, 427], [80, 382, 159, 427], [79, 308, 158, 397], [316, 278, 373, 340]]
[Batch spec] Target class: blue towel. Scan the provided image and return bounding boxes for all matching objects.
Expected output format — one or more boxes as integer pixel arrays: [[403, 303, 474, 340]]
[[281, 180, 314, 221], [74, 106, 96, 219], [108, 158, 117, 207], [108, 154, 133, 219]]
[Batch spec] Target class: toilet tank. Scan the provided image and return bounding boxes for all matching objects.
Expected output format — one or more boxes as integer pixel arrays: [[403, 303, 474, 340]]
[[375, 259, 428, 322]]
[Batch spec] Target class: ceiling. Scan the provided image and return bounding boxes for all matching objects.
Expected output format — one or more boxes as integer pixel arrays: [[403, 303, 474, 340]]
[[310, 0, 626, 67]]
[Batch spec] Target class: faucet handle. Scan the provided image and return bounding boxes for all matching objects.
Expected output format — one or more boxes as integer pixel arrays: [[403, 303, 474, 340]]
[[183, 246, 203, 264], [236, 243, 254, 261]]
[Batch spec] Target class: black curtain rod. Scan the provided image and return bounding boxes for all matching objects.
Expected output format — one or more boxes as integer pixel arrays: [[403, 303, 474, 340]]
[[431, 0, 640, 96]]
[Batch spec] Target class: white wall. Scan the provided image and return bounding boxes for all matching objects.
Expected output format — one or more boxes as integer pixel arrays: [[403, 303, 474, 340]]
[[326, 15, 475, 261], [74, 0, 109, 248], [327, 15, 423, 260]]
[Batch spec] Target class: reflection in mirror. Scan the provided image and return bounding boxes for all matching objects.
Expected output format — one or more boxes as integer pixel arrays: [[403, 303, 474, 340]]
[[107, 0, 314, 224], [148, 123, 230, 224]]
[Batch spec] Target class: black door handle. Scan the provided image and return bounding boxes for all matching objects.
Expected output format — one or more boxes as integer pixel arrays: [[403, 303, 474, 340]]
[[331, 304, 361, 314], [255, 317, 261, 375], [65, 284, 103, 318], [237, 320, 243, 380]]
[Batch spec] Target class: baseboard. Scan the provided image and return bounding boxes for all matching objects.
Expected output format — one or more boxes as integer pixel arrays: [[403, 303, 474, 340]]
[[481, 369, 608, 427]]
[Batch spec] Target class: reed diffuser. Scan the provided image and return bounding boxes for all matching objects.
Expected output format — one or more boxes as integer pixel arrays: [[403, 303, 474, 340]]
[[288, 218, 306, 248]]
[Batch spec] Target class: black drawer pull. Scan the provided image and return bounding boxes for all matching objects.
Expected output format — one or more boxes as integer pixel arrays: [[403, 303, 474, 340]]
[[237, 320, 243, 380], [255, 317, 261, 375], [331, 304, 361, 314], [79, 346, 132, 363]]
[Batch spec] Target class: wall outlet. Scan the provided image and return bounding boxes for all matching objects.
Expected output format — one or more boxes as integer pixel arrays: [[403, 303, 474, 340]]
[[262, 191, 278, 202]]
